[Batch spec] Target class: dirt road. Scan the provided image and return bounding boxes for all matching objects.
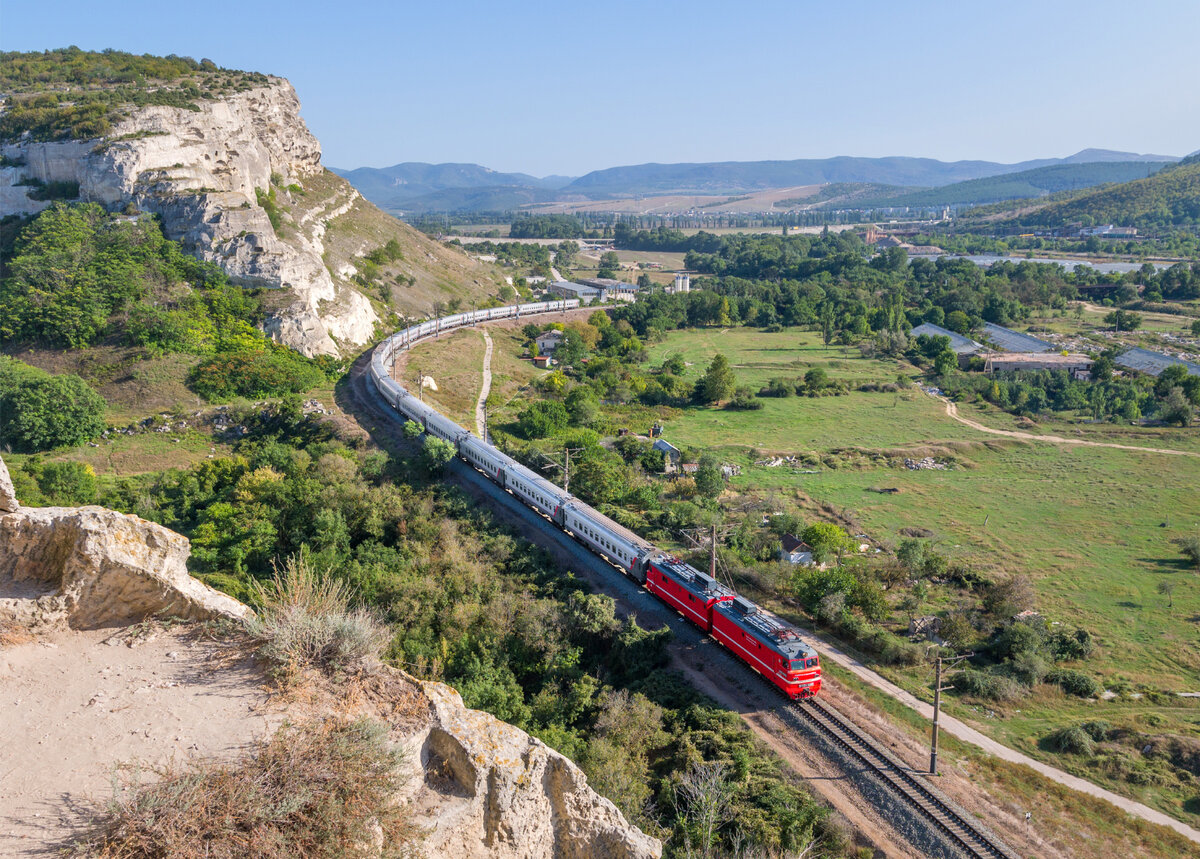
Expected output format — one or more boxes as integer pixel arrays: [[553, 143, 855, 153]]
[[474, 327, 493, 439], [934, 393, 1200, 457]]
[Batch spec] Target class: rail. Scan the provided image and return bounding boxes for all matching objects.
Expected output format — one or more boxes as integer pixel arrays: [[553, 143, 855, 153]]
[[791, 697, 1021, 859]]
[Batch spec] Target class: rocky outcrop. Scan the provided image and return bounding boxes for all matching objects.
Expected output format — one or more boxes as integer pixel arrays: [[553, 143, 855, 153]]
[[0, 454, 17, 513], [0, 455, 247, 629], [0, 80, 376, 356], [344, 669, 661, 859]]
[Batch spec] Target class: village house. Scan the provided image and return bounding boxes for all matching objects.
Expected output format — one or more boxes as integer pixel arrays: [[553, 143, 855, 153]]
[[534, 330, 564, 355], [780, 534, 824, 567], [652, 439, 682, 472]]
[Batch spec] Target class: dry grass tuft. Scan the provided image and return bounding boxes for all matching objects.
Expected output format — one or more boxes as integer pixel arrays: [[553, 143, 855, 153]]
[[245, 555, 390, 685], [73, 717, 422, 858]]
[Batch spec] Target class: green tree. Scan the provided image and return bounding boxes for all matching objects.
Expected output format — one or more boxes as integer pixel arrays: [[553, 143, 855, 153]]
[[1191, 320, 1200, 337], [597, 251, 620, 278], [693, 453, 724, 499], [0, 362, 106, 452], [33, 460, 98, 505], [695, 354, 736, 404], [945, 310, 971, 334], [1159, 386, 1193, 426], [800, 522, 853, 564], [420, 436, 456, 473], [1157, 580, 1176, 609], [1173, 535, 1200, 570], [803, 366, 828, 391]]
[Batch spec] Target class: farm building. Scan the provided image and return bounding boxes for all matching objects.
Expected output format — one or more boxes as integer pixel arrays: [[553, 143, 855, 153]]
[[780, 535, 822, 567], [575, 278, 640, 302], [652, 439, 682, 471], [533, 355, 552, 369], [535, 330, 564, 354], [547, 280, 603, 301], [980, 322, 1056, 353], [911, 322, 985, 356], [1114, 347, 1200, 378], [984, 352, 1094, 379]]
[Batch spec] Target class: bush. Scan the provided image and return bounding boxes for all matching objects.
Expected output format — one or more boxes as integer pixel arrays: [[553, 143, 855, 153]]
[[953, 668, 1023, 702], [515, 400, 569, 438], [1003, 652, 1048, 687], [245, 556, 388, 682], [1047, 627, 1096, 661], [1046, 724, 1096, 755], [34, 460, 98, 505], [72, 718, 420, 858], [0, 360, 106, 452], [189, 349, 327, 400], [1047, 668, 1103, 698]]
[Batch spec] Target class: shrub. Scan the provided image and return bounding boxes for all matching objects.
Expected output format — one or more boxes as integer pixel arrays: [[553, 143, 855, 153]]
[[72, 718, 420, 858], [1003, 652, 1048, 687], [1047, 668, 1103, 698], [0, 360, 106, 452], [953, 669, 1022, 702], [34, 460, 98, 505], [1046, 724, 1096, 755], [189, 349, 327, 400], [1047, 627, 1096, 661], [245, 556, 388, 682], [515, 400, 569, 438]]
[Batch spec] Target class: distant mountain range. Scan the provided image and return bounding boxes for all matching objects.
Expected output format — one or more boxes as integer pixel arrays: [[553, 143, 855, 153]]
[[331, 150, 1180, 213]]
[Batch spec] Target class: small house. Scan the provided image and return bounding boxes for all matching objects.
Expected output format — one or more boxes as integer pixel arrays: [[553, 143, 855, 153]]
[[780, 534, 816, 566], [533, 355, 552, 369], [652, 439, 682, 472], [535, 330, 564, 355]]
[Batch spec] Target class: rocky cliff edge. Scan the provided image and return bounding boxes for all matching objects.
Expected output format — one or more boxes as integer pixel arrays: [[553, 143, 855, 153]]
[[0, 452, 660, 858], [0, 79, 374, 356]]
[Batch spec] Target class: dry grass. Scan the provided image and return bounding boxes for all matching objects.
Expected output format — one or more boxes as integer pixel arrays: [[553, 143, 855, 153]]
[[245, 556, 389, 684], [72, 717, 422, 858]]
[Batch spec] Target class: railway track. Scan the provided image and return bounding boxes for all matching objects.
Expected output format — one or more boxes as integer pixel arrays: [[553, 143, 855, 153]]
[[790, 696, 1021, 859]]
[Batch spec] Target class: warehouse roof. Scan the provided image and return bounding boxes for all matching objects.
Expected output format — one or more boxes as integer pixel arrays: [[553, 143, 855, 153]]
[[980, 322, 1056, 353], [911, 323, 984, 355], [1115, 347, 1200, 378]]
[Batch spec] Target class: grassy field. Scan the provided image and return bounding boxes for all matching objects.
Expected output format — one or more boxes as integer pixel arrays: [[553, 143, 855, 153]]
[[399, 320, 1200, 826]]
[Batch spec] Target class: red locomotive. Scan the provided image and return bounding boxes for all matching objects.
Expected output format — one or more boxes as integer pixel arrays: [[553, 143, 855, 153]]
[[645, 557, 821, 698]]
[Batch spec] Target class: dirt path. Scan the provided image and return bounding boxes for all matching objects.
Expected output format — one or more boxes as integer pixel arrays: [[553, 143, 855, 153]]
[[804, 628, 1200, 845], [933, 393, 1200, 457], [0, 624, 279, 855], [475, 327, 493, 439]]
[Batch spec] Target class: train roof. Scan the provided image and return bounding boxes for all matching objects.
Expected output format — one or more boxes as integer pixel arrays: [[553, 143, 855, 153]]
[[652, 557, 736, 602], [565, 502, 655, 551], [715, 596, 816, 661]]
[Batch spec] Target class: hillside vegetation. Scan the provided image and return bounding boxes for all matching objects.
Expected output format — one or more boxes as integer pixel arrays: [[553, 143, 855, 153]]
[[978, 156, 1200, 230], [0, 47, 268, 142], [835, 161, 1171, 210]]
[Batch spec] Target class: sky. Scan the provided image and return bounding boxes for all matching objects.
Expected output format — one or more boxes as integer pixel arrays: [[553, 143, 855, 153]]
[[4, 0, 1199, 176]]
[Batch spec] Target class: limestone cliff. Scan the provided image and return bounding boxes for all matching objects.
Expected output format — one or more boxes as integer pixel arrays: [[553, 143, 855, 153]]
[[0, 80, 500, 356]]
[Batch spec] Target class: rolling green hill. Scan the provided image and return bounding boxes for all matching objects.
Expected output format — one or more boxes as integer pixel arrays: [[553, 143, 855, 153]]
[[833, 161, 1170, 210], [984, 154, 1200, 229]]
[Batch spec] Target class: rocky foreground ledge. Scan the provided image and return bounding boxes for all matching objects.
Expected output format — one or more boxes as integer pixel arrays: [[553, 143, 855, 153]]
[[0, 453, 660, 858]]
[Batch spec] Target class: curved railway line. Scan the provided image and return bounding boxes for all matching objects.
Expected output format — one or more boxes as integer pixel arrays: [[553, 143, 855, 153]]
[[357, 301, 1027, 859]]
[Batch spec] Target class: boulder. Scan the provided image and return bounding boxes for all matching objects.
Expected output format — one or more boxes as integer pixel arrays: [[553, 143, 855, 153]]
[[0, 499, 248, 630]]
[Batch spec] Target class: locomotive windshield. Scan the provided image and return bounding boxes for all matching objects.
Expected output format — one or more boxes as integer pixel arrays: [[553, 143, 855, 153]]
[[790, 657, 818, 670]]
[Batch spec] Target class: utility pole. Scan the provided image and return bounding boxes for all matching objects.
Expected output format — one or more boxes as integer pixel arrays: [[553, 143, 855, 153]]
[[710, 522, 718, 581], [415, 372, 424, 402], [542, 446, 583, 493], [930, 651, 972, 775]]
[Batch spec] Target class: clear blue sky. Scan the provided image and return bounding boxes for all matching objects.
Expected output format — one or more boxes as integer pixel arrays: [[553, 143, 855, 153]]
[[4, 0, 1198, 176]]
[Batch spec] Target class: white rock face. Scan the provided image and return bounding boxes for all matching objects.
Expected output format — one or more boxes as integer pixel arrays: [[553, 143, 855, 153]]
[[0, 454, 17, 513], [0, 80, 377, 356], [0, 455, 247, 629], [394, 679, 661, 859]]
